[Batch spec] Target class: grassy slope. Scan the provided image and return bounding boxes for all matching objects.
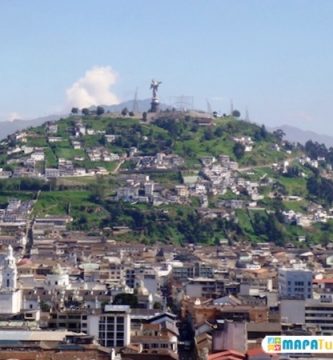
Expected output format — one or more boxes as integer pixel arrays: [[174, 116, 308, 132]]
[[0, 113, 326, 245], [34, 190, 109, 230]]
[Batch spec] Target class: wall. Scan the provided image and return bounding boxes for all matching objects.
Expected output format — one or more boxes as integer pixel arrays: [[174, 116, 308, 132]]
[[280, 299, 305, 324], [0, 289, 22, 314]]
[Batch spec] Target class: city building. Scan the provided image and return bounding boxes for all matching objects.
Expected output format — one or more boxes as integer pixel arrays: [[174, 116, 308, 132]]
[[87, 305, 131, 348], [0, 246, 22, 314], [278, 267, 313, 300]]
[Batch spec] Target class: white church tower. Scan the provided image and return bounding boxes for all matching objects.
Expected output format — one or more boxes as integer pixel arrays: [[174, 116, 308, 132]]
[[0, 246, 22, 314], [3, 245, 17, 290]]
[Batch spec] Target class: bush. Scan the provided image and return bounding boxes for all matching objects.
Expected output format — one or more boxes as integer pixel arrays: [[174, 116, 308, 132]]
[[233, 142, 245, 159]]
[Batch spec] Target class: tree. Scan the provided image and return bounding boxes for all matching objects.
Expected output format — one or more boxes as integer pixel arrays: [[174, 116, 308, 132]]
[[96, 106, 105, 116], [77, 214, 88, 230], [233, 142, 245, 159], [203, 128, 214, 141], [284, 166, 300, 178], [266, 214, 284, 246], [232, 110, 241, 118], [82, 108, 90, 116], [272, 181, 287, 196], [254, 125, 268, 141], [153, 302, 163, 309], [40, 301, 51, 312], [113, 293, 138, 307], [307, 176, 333, 205], [305, 140, 328, 160], [89, 176, 107, 202], [3, 164, 13, 172], [155, 117, 185, 138], [273, 129, 285, 142], [71, 107, 79, 115], [129, 111, 135, 117], [121, 107, 128, 116], [214, 126, 223, 137], [252, 212, 267, 235], [20, 178, 48, 191]]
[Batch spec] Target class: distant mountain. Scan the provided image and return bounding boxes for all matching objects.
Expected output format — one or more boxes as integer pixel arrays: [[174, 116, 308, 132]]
[[271, 124, 333, 148], [0, 115, 61, 140]]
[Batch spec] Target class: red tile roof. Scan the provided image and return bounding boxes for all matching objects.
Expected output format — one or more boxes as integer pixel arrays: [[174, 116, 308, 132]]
[[246, 347, 279, 359], [314, 278, 333, 284], [208, 350, 245, 360]]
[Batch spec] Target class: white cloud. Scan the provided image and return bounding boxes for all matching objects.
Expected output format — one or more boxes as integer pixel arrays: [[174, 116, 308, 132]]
[[7, 112, 23, 122], [66, 66, 120, 109]]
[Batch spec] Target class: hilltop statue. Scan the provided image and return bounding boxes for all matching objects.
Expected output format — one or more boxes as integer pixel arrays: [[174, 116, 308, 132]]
[[150, 80, 162, 99], [150, 79, 162, 113]]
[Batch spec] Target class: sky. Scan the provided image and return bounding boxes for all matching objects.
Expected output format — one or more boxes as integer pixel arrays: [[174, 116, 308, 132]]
[[1, 0, 333, 133]]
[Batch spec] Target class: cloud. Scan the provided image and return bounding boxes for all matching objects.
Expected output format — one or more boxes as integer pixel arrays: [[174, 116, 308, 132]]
[[7, 112, 23, 122], [66, 66, 120, 109]]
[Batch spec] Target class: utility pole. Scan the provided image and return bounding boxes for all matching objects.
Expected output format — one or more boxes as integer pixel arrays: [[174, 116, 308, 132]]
[[132, 88, 139, 113], [230, 99, 234, 115]]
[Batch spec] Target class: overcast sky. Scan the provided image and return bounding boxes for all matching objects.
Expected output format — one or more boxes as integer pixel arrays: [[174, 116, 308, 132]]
[[1, 0, 333, 133]]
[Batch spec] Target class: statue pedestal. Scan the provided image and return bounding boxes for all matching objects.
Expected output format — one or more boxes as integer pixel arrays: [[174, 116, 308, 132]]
[[150, 98, 160, 113]]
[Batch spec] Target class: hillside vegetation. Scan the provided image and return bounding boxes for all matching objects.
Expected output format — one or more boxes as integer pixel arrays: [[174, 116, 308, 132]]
[[1, 111, 333, 246]]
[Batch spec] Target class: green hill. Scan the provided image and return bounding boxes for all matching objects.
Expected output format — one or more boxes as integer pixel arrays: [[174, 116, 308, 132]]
[[0, 111, 333, 246]]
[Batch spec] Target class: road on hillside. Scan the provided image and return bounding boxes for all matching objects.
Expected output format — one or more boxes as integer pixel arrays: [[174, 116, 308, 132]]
[[237, 156, 298, 173], [111, 159, 125, 174]]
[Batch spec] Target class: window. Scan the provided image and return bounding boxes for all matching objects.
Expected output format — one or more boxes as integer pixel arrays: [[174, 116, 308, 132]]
[[107, 340, 114, 347], [117, 317, 124, 324]]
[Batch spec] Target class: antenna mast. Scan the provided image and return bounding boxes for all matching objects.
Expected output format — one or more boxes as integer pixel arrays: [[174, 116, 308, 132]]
[[245, 108, 250, 122], [132, 88, 139, 113], [206, 99, 212, 114], [230, 99, 234, 115]]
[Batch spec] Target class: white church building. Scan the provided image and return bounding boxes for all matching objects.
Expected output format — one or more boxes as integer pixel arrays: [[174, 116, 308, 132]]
[[0, 245, 22, 314]]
